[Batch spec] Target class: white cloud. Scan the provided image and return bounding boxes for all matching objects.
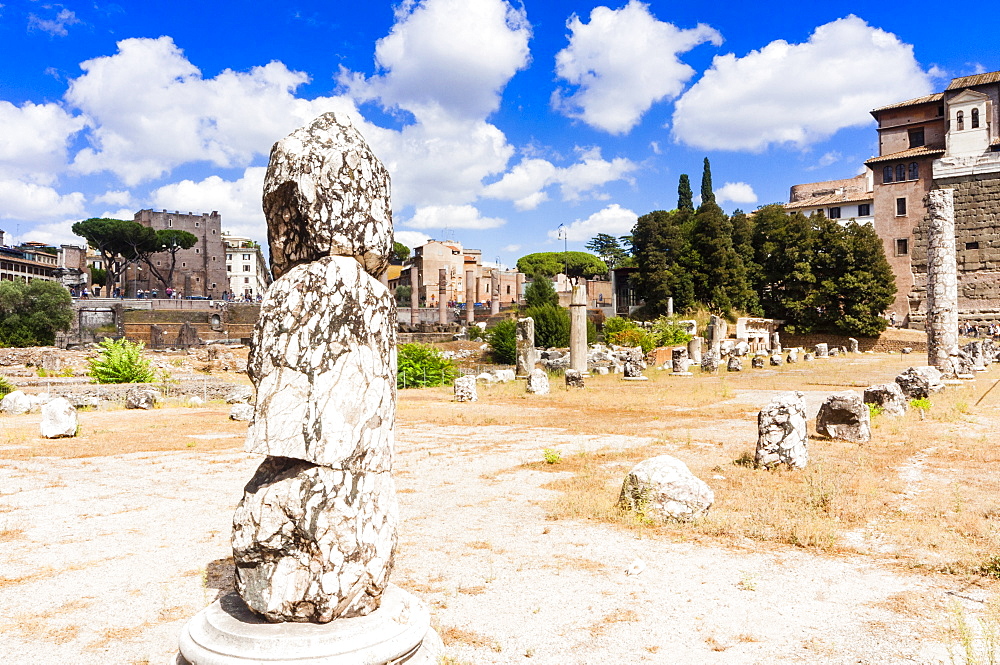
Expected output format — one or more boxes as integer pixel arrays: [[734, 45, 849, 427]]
[[66, 36, 356, 185], [482, 148, 637, 210], [672, 16, 933, 151], [406, 204, 505, 230], [150, 167, 267, 240], [340, 0, 531, 121], [22, 219, 89, 247], [546, 203, 637, 242], [28, 8, 80, 37], [93, 190, 133, 206], [501, 244, 521, 252], [552, 1, 722, 134], [393, 230, 431, 250], [0, 179, 85, 220], [715, 182, 757, 205], [0, 101, 84, 183]]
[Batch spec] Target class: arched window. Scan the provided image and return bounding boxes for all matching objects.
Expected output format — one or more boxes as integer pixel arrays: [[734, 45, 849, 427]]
[[957, 110, 965, 131], [896, 164, 906, 182], [909, 162, 919, 180], [972, 108, 980, 129], [883, 166, 894, 183]]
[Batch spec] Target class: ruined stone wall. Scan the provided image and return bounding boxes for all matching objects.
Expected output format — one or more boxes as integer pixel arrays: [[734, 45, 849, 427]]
[[781, 333, 926, 353], [910, 172, 1000, 315]]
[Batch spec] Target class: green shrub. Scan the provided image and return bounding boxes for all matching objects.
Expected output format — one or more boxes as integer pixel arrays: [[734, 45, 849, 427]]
[[467, 325, 483, 341], [607, 327, 656, 353], [543, 448, 562, 464], [0, 375, 15, 397], [524, 304, 570, 349], [649, 317, 693, 347], [397, 343, 460, 388], [87, 338, 157, 384], [910, 397, 932, 412], [486, 319, 517, 365], [602, 316, 636, 338], [867, 403, 884, 419], [586, 319, 598, 345]]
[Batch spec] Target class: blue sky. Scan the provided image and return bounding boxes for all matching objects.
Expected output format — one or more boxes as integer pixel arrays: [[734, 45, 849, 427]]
[[0, 0, 995, 268]]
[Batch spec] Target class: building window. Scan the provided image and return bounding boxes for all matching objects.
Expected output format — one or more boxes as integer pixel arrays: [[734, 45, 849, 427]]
[[182, 262, 187, 267], [195, 248, 200, 254], [227, 254, 232, 260], [908, 162, 919, 180], [195, 222, 200, 228], [896, 197, 907, 216], [212, 229, 216, 234], [211, 283, 216, 288], [908, 128, 925, 148], [243, 254, 250, 260], [972, 108, 980, 129], [896, 238, 909, 256], [167, 218, 173, 227], [829, 207, 841, 219], [957, 110, 965, 131], [896, 164, 906, 182], [967, 242, 980, 250], [244, 265, 251, 272], [883, 166, 893, 183], [858, 203, 871, 216], [226, 265, 231, 272], [244, 277, 250, 284]]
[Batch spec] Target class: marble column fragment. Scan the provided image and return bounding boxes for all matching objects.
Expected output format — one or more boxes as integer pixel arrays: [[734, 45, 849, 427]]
[[569, 283, 588, 374], [756, 392, 807, 470], [438, 269, 448, 325], [926, 188, 959, 375], [687, 337, 702, 365], [490, 270, 500, 315], [516, 317, 536, 377], [465, 270, 475, 325], [671, 347, 691, 375], [408, 265, 419, 326]]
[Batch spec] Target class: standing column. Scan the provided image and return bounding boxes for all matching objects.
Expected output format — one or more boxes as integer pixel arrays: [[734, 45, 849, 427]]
[[408, 265, 419, 325], [490, 269, 500, 315], [569, 283, 588, 374], [926, 188, 959, 374], [438, 268, 448, 325], [515, 272, 525, 306], [465, 269, 475, 325]]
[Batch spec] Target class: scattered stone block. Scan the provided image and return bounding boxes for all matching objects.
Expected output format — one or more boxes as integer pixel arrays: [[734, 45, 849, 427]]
[[727, 356, 743, 372], [670, 347, 691, 375], [623, 347, 646, 379], [0, 390, 33, 415], [564, 369, 585, 388], [814, 343, 829, 358], [453, 375, 478, 402], [803, 352, 814, 361], [829, 347, 840, 357], [40, 397, 77, 438], [230, 403, 254, 421], [756, 391, 807, 469], [901, 347, 913, 354], [816, 392, 871, 443], [769, 354, 782, 366], [786, 349, 798, 364], [733, 341, 750, 357], [848, 338, 859, 353], [864, 383, 907, 416], [125, 387, 160, 410], [494, 369, 515, 383], [895, 366, 944, 399], [751, 356, 764, 369], [593, 366, 609, 375], [618, 455, 714, 522], [226, 385, 254, 404], [700, 351, 719, 373], [526, 368, 550, 395]]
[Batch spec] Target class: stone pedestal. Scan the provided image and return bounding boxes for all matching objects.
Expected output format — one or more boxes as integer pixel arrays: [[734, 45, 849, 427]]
[[926, 189, 959, 376], [515, 317, 536, 378], [687, 337, 702, 365], [814, 343, 829, 358], [569, 284, 588, 374], [670, 347, 691, 376], [178, 586, 441, 665]]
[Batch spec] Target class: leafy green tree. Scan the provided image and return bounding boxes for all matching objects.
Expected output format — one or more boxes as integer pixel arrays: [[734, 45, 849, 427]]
[[524, 304, 570, 348], [585, 233, 629, 269], [396, 343, 459, 388], [87, 338, 158, 383], [631, 209, 695, 314], [523, 275, 559, 308], [486, 319, 517, 364], [0, 280, 73, 347], [393, 241, 410, 262], [147, 229, 198, 291], [72, 218, 148, 291], [395, 285, 412, 307], [516, 251, 608, 279], [700, 157, 715, 206], [91, 267, 108, 288], [677, 174, 694, 211], [687, 201, 759, 314], [751, 205, 818, 325]]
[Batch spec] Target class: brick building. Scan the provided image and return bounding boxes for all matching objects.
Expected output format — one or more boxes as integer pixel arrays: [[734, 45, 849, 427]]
[[397, 239, 525, 308], [788, 70, 1000, 325], [130, 209, 228, 298]]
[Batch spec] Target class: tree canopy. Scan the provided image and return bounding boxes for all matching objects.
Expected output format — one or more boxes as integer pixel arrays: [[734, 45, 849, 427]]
[[585, 233, 631, 269], [700, 158, 715, 206], [393, 241, 410, 262], [523, 274, 559, 308], [516, 251, 608, 279], [0, 280, 73, 347], [677, 174, 694, 211]]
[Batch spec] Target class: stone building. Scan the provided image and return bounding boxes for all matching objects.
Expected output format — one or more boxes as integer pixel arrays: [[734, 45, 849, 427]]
[[784, 171, 874, 224], [788, 70, 1000, 325], [0, 243, 59, 283], [223, 233, 270, 299], [397, 239, 524, 308], [130, 209, 228, 298]]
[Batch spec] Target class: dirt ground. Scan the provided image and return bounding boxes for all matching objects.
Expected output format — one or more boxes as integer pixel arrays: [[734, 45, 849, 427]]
[[2, 349, 999, 664]]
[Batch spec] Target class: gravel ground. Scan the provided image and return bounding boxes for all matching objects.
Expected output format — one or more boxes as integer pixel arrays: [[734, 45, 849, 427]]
[[0, 407, 977, 664]]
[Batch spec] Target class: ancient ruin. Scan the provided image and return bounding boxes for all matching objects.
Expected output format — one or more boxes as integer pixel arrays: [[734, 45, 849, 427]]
[[926, 189, 959, 375], [569, 283, 588, 375], [516, 317, 537, 378], [816, 393, 871, 443], [619, 455, 714, 522], [755, 392, 807, 470]]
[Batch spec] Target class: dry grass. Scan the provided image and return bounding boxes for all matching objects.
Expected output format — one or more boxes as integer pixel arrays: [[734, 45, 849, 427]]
[[589, 608, 640, 636], [439, 625, 503, 652]]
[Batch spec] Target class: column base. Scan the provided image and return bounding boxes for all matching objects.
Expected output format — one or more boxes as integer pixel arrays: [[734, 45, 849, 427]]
[[176, 585, 441, 665], [621, 376, 649, 381]]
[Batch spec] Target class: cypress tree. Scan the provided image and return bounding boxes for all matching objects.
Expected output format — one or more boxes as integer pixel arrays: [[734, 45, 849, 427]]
[[700, 157, 715, 206], [677, 174, 694, 211]]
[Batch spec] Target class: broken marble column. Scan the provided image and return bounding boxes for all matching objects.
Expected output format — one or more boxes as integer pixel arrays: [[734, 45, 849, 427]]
[[516, 317, 536, 377], [926, 188, 959, 376], [565, 369, 585, 388], [848, 338, 859, 354], [490, 269, 500, 315], [408, 265, 419, 325], [465, 270, 475, 325], [770, 332, 780, 353], [814, 343, 829, 358], [622, 347, 648, 380], [526, 368, 550, 394], [666, 297, 674, 316], [40, 397, 77, 439], [755, 391, 807, 470], [751, 355, 765, 369], [701, 351, 719, 373], [687, 337, 702, 365], [438, 268, 448, 325], [671, 347, 691, 375], [816, 393, 871, 443], [454, 375, 477, 402], [786, 348, 798, 364], [180, 112, 439, 665], [707, 315, 726, 356], [769, 353, 782, 366], [569, 283, 588, 374]]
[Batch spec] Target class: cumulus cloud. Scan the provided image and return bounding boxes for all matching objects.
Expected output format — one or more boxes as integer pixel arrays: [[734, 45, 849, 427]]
[[482, 148, 637, 210], [66, 36, 356, 185], [0, 179, 85, 220], [405, 204, 505, 230], [672, 16, 933, 151], [393, 230, 431, 250], [92, 190, 133, 207], [715, 182, 757, 205], [552, 1, 722, 134], [0, 101, 84, 183], [545, 203, 637, 242], [150, 167, 267, 240], [340, 0, 531, 121]]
